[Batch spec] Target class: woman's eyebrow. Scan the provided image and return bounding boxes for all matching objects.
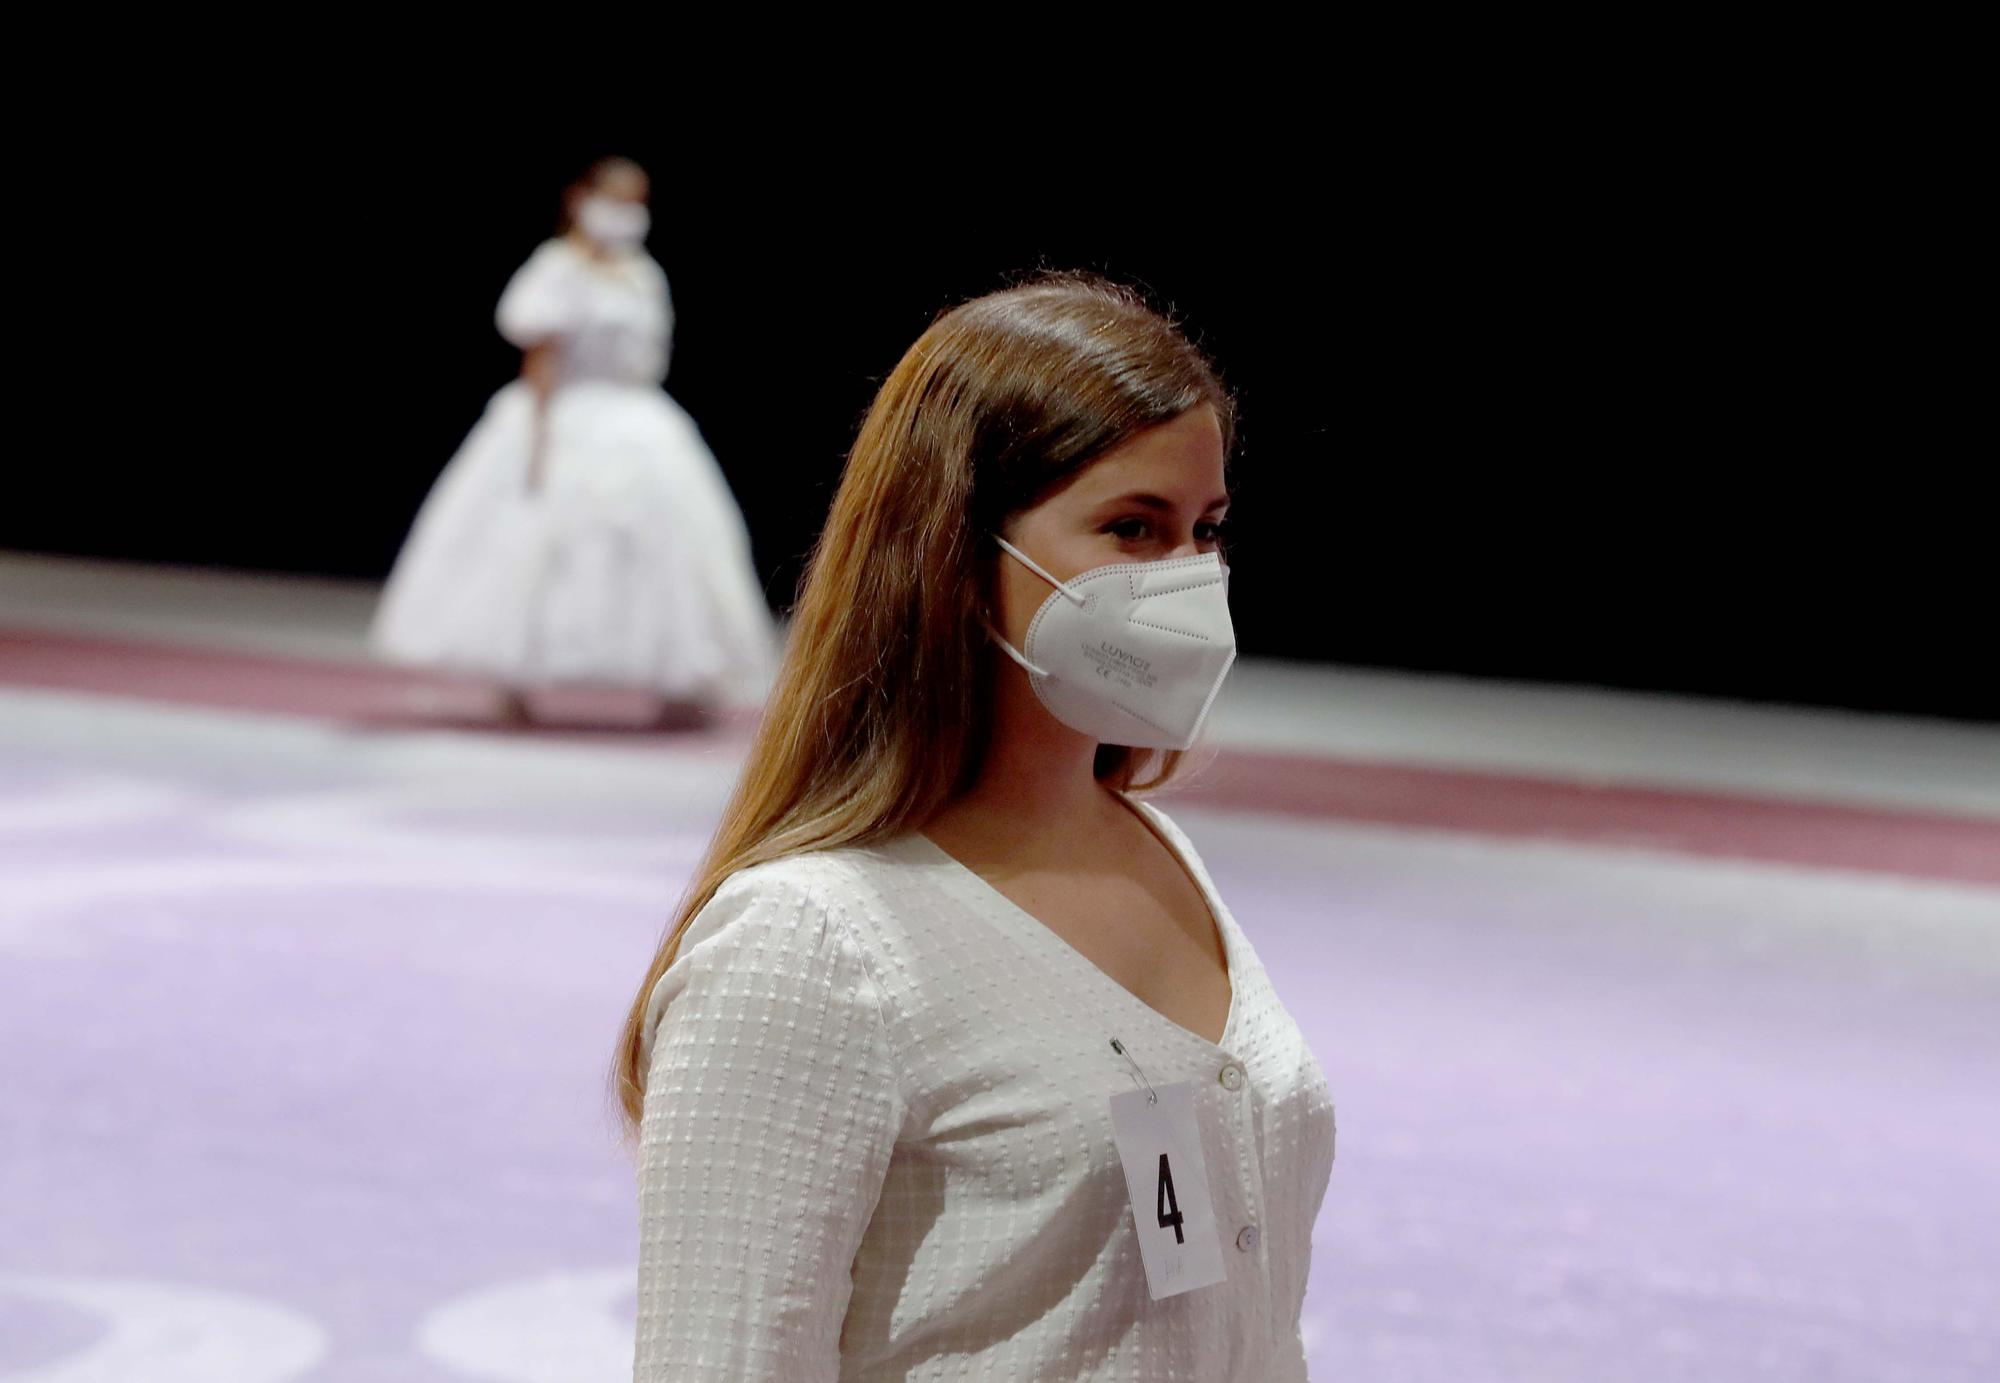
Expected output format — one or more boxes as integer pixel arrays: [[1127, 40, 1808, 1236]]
[[1095, 491, 1232, 514]]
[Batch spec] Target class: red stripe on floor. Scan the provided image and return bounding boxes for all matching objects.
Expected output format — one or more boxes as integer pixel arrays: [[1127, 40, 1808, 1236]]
[[0, 627, 761, 739], [4, 625, 1996, 886], [1166, 749, 2000, 887]]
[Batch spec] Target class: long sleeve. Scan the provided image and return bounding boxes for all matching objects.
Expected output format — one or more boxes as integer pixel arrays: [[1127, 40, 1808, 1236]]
[[634, 871, 906, 1382]]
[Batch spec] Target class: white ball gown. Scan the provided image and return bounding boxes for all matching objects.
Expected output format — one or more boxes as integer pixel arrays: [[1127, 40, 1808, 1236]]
[[371, 236, 778, 705]]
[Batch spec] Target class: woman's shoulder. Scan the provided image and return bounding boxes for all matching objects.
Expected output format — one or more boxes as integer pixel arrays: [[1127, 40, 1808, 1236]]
[[512, 236, 591, 277], [644, 845, 919, 1064], [659, 841, 935, 1019], [500, 238, 576, 289], [699, 835, 933, 931]]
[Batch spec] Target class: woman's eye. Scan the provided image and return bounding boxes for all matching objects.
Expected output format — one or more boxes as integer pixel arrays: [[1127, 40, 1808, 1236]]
[[1106, 518, 1150, 540], [1195, 520, 1229, 544]]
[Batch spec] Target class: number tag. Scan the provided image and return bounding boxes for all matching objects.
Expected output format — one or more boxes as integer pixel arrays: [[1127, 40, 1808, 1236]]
[[1108, 1080, 1227, 1299]]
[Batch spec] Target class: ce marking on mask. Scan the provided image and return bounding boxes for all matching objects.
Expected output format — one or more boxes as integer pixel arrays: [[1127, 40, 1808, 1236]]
[[1084, 641, 1157, 688]]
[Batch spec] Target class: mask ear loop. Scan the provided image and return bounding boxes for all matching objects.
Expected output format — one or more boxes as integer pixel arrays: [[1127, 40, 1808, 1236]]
[[992, 535, 1088, 608], [981, 616, 1050, 678], [984, 535, 1085, 679]]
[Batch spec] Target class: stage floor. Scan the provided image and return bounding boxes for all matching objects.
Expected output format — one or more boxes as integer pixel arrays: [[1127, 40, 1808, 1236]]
[[3, 552, 1996, 1382]]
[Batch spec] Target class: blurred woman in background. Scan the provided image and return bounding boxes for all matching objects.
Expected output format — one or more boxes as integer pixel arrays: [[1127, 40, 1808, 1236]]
[[371, 156, 777, 724]]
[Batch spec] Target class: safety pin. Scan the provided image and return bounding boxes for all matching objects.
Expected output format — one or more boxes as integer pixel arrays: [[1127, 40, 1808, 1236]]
[[1109, 1037, 1157, 1105]]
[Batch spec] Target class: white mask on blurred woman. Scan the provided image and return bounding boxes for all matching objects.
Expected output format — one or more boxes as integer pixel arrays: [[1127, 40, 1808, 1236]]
[[577, 196, 650, 250]]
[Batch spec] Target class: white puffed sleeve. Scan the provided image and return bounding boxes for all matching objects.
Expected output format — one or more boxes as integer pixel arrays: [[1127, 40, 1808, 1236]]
[[494, 240, 581, 347], [634, 870, 905, 1382]]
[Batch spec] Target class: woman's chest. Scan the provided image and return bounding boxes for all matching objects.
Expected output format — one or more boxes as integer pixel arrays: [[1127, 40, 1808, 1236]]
[[987, 866, 1233, 1049], [873, 897, 1328, 1186], [566, 270, 660, 334]]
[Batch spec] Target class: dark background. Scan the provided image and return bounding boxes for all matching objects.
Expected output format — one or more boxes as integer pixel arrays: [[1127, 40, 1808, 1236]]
[[9, 117, 1986, 720]]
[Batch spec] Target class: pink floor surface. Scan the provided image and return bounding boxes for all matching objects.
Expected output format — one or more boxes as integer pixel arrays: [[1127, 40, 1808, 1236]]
[[3, 627, 1997, 1381]]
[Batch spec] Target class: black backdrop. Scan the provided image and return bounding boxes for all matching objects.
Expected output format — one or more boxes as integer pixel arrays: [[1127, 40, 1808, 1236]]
[[10, 120, 1985, 720]]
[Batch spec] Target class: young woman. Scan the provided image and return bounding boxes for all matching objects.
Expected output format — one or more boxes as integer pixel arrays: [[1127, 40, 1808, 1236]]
[[612, 271, 1336, 1380], [370, 156, 776, 723]]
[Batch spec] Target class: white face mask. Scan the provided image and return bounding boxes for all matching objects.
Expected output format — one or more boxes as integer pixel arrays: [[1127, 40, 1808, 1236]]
[[576, 195, 649, 249], [983, 534, 1237, 751]]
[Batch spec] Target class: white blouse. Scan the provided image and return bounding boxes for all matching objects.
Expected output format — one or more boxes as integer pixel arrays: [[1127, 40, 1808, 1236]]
[[635, 797, 1338, 1381], [494, 237, 674, 386]]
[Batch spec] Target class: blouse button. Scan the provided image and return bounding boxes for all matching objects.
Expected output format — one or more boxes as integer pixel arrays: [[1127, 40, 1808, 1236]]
[[1219, 1064, 1245, 1091], [1236, 1224, 1260, 1252]]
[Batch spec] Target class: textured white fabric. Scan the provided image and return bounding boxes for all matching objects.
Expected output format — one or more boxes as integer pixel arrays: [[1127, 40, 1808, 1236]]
[[371, 238, 776, 701], [495, 237, 672, 385], [636, 797, 1338, 1381]]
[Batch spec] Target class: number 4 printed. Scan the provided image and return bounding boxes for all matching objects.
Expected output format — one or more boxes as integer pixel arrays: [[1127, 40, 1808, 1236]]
[[1156, 1152, 1185, 1244]]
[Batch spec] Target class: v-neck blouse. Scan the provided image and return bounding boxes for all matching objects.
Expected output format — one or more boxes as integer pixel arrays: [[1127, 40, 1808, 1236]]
[[635, 798, 1337, 1382], [915, 798, 1241, 1050]]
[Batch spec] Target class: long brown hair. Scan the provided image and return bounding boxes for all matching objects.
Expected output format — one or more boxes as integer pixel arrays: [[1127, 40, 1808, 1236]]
[[607, 268, 1235, 1144]]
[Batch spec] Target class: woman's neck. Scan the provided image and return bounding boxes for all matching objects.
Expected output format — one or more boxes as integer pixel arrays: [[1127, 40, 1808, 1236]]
[[933, 669, 1122, 849], [565, 230, 615, 263]]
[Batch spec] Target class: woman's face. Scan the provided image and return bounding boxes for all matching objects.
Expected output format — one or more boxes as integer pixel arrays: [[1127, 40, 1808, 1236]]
[[593, 164, 650, 206], [567, 165, 651, 232], [992, 405, 1229, 653]]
